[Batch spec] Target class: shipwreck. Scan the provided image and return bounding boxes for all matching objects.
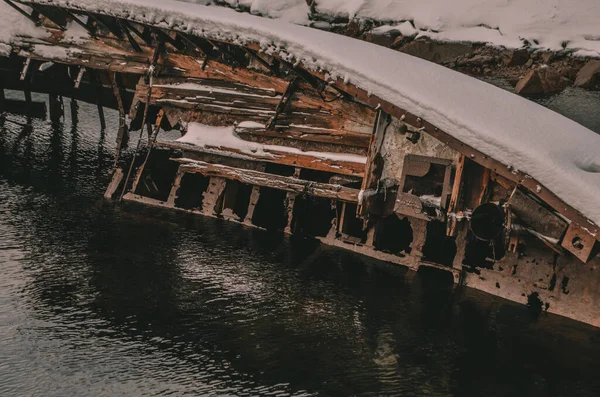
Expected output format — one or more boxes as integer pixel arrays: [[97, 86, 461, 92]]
[[1, 0, 600, 326]]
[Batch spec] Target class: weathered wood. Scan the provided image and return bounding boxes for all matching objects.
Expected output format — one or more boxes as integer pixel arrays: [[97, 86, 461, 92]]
[[235, 126, 370, 149], [157, 139, 365, 176], [174, 158, 360, 202], [244, 185, 261, 226], [268, 76, 298, 129], [166, 166, 185, 206], [111, 72, 128, 164], [133, 79, 373, 142], [201, 177, 227, 216], [358, 108, 390, 219], [447, 155, 466, 237], [131, 109, 165, 193], [104, 168, 124, 199]]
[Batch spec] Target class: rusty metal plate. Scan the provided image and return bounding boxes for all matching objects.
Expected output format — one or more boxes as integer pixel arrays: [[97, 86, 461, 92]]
[[561, 222, 597, 263]]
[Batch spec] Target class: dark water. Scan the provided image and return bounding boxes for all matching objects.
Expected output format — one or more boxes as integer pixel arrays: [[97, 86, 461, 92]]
[[1, 92, 600, 397]]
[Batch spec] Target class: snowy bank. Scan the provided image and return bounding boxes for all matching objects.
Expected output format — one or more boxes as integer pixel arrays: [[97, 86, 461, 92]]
[[2, 0, 600, 228], [176, 0, 600, 57]]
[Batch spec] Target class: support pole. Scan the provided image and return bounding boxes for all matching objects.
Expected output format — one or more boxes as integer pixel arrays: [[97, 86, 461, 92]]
[[267, 76, 298, 130], [130, 109, 165, 194], [119, 41, 163, 201], [111, 72, 129, 166]]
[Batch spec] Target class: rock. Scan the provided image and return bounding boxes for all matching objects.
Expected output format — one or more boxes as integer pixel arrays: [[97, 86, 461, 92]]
[[458, 54, 494, 67], [504, 49, 530, 67], [574, 60, 600, 88], [398, 40, 473, 63], [525, 58, 534, 68], [365, 31, 397, 47], [540, 51, 554, 64], [515, 68, 565, 95]]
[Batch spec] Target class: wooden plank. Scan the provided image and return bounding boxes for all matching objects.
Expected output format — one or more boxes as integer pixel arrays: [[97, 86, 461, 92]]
[[235, 126, 370, 148], [174, 158, 360, 202], [104, 168, 124, 199], [357, 108, 389, 217], [156, 140, 365, 176]]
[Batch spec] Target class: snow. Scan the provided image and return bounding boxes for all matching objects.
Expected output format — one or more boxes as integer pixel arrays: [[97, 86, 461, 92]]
[[176, 123, 367, 164], [237, 121, 265, 129], [2, 0, 600, 227], [176, 0, 600, 55], [0, 3, 46, 49]]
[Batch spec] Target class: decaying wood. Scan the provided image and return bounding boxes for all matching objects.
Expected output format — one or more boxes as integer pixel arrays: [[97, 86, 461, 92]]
[[132, 77, 374, 146], [130, 108, 165, 194], [111, 71, 128, 164], [358, 108, 389, 218], [202, 177, 227, 216], [104, 168, 124, 199], [174, 158, 360, 202], [166, 166, 185, 206], [156, 140, 365, 176], [446, 154, 466, 237]]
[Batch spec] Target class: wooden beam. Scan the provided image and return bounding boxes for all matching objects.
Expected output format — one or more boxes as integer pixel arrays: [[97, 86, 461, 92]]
[[174, 158, 360, 202], [117, 19, 143, 53], [156, 140, 365, 176], [267, 76, 298, 130]]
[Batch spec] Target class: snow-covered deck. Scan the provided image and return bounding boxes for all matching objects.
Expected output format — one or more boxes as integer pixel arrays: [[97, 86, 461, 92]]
[[2, 0, 600, 229]]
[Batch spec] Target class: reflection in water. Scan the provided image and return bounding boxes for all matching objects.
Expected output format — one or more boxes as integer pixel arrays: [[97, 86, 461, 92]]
[[1, 93, 600, 396]]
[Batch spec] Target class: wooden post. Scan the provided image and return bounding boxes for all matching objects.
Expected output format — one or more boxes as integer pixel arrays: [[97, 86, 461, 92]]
[[111, 72, 129, 165], [130, 109, 165, 194], [357, 108, 390, 219], [166, 166, 185, 206], [104, 168, 124, 199], [201, 177, 227, 216], [446, 154, 466, 237]]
